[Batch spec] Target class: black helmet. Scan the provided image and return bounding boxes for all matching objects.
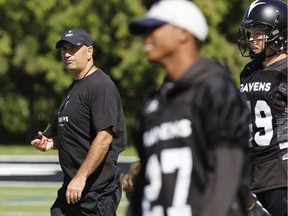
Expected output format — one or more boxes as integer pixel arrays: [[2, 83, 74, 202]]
[[238, 0, 287, 58]]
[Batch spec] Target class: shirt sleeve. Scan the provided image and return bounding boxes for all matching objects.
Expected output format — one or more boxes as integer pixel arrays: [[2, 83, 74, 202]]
[[201, 74, 250, 149], [90, 84, 124, 137]]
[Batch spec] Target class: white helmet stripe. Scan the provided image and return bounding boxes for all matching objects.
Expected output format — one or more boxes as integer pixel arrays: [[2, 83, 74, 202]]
[[248, 0, 267, 17]]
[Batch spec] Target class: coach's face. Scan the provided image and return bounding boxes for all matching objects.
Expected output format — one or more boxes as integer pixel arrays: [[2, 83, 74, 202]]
[[60, 42, 93, 76], [143, 24, 183, 64]]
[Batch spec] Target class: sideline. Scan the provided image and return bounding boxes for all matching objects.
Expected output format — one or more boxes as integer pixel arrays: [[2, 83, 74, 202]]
[[0, 181, 61, 187], [0, 155, 139, 183], [0, 155, 138, 163]]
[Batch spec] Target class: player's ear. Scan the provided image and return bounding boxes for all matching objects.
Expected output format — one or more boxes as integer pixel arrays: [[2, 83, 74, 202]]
[[178, 28, 190, 43]]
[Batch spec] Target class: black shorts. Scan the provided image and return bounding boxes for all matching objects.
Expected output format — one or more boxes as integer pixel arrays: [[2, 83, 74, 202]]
[[251, 156, 287, 193], [256, 187, 287, 216], [50, 179, 121, 216]]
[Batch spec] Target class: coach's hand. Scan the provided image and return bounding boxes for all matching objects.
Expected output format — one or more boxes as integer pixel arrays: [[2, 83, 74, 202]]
[[66, 176, 86, 204], [31, 132, 54, 152]]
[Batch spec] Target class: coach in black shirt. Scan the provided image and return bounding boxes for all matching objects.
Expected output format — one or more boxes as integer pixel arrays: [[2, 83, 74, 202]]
[[31, 28, 127, 216]]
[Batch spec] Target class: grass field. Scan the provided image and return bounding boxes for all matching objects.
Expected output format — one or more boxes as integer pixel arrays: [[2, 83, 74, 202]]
[[0, 145, 136, 215], [0, 183, 129, 216], [0, 183, 61, 216], [0, 144, 137, 156]]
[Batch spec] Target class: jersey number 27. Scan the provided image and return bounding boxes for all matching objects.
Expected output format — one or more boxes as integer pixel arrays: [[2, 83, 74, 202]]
[[143, 147, 193, 216]]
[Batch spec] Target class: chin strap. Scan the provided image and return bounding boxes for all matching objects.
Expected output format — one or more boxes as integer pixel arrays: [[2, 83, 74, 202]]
[[251, 41, 286, 61], [250, 48, 267, 61]]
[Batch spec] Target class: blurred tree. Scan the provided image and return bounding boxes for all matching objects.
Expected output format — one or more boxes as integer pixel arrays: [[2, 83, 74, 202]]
[[0, 0, 251, 144], [193, 0, 251, 83]]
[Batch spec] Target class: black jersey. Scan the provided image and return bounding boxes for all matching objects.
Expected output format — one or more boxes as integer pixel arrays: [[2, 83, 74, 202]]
[[240, 58, 287, 193], [57, 69, 127, 191], [240, 58, 287, 164], [132, 58, 250, 216]]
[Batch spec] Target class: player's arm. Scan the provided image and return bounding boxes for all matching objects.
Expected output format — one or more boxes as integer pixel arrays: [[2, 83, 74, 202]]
[[201, 77, 250, 216], [201, 147, 244, 216], [65, 127, 113, 204]]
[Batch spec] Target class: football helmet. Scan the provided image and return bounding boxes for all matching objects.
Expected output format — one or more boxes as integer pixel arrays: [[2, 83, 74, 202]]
[[238, 0, 287, 58]]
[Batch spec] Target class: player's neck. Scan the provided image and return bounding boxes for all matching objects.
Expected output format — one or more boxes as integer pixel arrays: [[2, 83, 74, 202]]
[[163, 50, 199, 82], [262, 51, 287, 68]]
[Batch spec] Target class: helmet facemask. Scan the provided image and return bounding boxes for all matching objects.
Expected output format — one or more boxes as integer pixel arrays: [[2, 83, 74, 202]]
[[238, 27, 251, 57], [238, 21, 285, 59]]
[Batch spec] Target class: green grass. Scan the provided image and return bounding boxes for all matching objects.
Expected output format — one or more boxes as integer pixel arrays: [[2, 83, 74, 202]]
[[0, 144, 138, 156], [0, 184, 59, 216], [0, 183, 129, 216], [0, 145, 135, 215], [0, 145, 58, 155], [0, 144, 135, 215]]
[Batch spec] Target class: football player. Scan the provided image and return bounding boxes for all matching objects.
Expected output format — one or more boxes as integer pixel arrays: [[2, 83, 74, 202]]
[[238, 1, 287, 216], [129, 0, 251, 215]]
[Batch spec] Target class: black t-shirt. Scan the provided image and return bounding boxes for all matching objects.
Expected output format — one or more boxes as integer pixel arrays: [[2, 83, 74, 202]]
[[57, 69, 127, 191], [132, 58, 250, 216]]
